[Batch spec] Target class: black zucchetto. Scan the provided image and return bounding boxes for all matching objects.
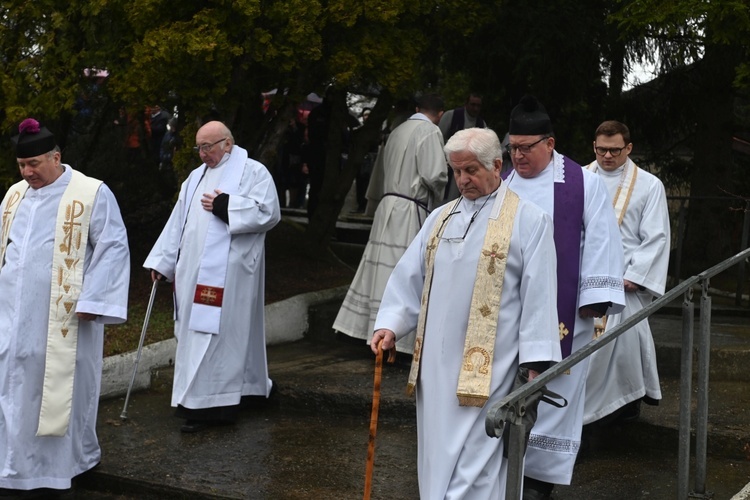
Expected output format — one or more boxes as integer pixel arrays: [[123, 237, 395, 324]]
[[509, 96, 553, 136], [11, 118, 57, 158]]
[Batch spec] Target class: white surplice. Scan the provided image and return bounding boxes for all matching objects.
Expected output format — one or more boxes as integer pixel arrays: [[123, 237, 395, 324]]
[[504, 151, 625, 485], [583, 159, 671, 424], [0, 166, 130, 490], [144, 148, 280, 409], [334, 114, 447, 352], [375, 184, 561, 499]]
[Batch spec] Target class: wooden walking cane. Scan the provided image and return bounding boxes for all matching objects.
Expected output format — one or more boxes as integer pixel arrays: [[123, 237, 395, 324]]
[[364, 340, 396, 500]]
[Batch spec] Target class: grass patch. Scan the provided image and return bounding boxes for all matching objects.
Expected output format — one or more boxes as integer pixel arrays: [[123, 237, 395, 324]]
[[104, 296, 174, 357], [102, 273, 176, 358], [102, 218, 358, 358], [104, 308, 174, 357]]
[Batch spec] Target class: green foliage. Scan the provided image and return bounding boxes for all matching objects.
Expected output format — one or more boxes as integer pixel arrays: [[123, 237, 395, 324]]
[[614, 0, 750, 84], [0, 0, 490, 191], [0, 0, 454, 133], [441, 0, 610, 156], [612, 0, 750, 271], [1, 0, 746, 278], [114, 19, 237, 106]]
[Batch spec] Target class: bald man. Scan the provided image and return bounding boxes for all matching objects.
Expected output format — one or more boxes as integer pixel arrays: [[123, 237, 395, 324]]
[[145, 121, 281, 433]]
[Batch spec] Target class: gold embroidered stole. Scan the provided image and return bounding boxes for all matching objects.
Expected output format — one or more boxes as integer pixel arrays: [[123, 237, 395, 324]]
[[406, 202, 454, 396], [39, 171, 102, 436], [0, 182, 30, 265], [407, 189, 520, 407], [586, 160, 638, 337]]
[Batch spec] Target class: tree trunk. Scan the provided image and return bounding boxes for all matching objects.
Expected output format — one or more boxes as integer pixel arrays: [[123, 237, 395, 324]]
[[253, 101, 297, 181], [606, 36, 626, 118], [681, 41, 742, 276], [303, 91, 392, 261]]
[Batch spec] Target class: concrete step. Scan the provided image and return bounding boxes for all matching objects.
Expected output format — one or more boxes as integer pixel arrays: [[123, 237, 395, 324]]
[[88, 336, 750, 499], [583, 377, 750, 460], [651, 313, 750, 381], [307, 296, 750, 458], [83, 291, 750, 499], [281, 212, 373, 245]]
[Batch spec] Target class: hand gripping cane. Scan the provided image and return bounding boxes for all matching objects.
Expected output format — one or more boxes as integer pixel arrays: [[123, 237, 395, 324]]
[[120, 279, 159, 420], [363, 340, 396, 500]]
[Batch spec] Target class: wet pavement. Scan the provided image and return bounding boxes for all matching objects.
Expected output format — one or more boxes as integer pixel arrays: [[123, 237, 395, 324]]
[[79, 300, 750, 499], [88, 338, 419, 499]]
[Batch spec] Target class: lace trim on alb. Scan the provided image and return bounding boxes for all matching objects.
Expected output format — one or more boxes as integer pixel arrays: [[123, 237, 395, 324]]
[[581, 275, 622, 291], [553, 150, 566, 183], [528, 434, 581, 454]]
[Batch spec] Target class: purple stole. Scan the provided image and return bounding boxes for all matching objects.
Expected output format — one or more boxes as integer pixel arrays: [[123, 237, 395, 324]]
[[503, 156, 584, 358], [555, 157, 584, 358]]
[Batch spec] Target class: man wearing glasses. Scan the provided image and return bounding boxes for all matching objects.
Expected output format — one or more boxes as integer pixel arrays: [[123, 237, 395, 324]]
[[371, 127, 561, 498], [584, 120, 671, 427], [503, 96, 626, 500], [145, 120, 281, 433]]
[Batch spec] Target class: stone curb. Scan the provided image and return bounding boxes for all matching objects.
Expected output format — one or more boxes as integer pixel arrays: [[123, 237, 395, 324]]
[[100, 285, 349, 399], [733, 482, 750, 500]]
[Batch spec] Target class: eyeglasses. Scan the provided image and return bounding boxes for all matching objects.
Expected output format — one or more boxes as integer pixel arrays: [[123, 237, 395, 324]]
[[507, 136, 549, 155], [436, 195, 490, 242], [594, 146, 627, 157], [193, 138, 228, 153]]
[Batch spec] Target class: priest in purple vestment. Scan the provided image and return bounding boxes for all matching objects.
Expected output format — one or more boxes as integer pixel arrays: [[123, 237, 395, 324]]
[[502, 96, 625, 500]]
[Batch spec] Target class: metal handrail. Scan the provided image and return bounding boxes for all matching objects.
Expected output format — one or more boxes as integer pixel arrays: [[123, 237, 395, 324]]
[[486, 245, 750, 499]]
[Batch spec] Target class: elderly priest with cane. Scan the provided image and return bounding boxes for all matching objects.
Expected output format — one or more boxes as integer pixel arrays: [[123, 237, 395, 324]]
[[145, 120, 280, 433], [0, 118, 130, 496], [371, 127, 562, 498]]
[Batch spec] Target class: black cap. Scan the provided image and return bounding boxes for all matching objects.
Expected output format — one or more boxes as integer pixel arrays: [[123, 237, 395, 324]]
[[11, 118, 57, 158], [509, 95, 553, 136]]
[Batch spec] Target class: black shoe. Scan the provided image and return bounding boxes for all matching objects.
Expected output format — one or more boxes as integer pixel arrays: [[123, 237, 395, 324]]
[[523, 477, 554, 500], [523, 490, 551, 500], [616, 399, 641, 424], [240, 381, 278, 409], [180, 420, 207, 433], [590, 398, 643, 428]]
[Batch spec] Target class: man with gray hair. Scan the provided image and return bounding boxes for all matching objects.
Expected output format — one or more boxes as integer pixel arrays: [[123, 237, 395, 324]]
[[371, 127, 561, 498]]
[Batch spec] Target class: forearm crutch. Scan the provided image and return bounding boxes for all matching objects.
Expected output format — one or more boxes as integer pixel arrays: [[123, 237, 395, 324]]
[[120, 279, 159, 420]]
